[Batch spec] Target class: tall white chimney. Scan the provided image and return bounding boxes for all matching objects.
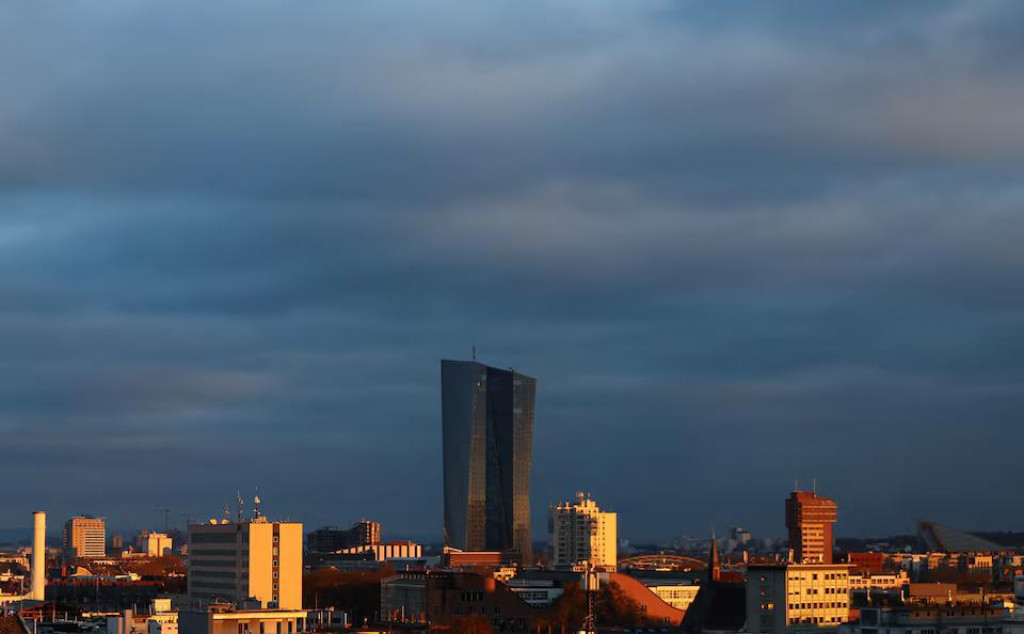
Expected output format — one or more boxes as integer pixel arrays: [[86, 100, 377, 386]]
[[31, 511, 45, 601]]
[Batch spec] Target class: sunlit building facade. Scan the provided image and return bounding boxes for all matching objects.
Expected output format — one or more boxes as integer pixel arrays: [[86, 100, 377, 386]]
[[187, 520, 303, 610], [64, 516, 106, 559], [746, 563, 852, 633], [441, 359, 535, 564], [548, 492, 617, 570], [786, 491, 838, 564]]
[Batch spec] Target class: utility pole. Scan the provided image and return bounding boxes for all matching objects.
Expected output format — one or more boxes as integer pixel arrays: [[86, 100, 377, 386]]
[[581, 561, 598, 634]]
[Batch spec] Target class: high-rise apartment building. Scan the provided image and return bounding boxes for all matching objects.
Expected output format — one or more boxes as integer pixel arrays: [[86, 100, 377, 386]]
[[187, 519, 303, 609], [785, 490, 837, 564], [548, 493, 617, 570], [441, 359, 535, 564], [137, 531, 173, 556], [63, 516, 106, 559], [746, 563, 851, 633]]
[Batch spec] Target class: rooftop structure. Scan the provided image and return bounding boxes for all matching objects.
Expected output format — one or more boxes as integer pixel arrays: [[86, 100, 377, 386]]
[[917, 521, 1003, 553]]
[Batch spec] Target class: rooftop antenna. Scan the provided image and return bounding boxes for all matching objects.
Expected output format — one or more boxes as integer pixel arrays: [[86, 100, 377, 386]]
[[472, 345, 477, 362], [237, 492, 244, 523], [812, 478, 817, 494], [253, 488, 262, 521], [794, 478, 799, 491], [223, 502, 231, 522]]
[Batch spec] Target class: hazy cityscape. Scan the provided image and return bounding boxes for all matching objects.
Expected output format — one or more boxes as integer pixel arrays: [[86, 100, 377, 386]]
[[2, 357, 1023, 634], [3, 3, 1024, 634]]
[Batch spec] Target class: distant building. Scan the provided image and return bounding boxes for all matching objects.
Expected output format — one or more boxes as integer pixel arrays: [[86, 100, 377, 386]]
[[548, 492, 617, 570], [381, 569, 685, 630], [848, 604, 1009, 634], [106, 598, 178, 634], [64, 516, 106, 559], [727, 526, 752, 553], [917, 521, 1003, 553], [847, 570, 908, 591], [187, 520, 302, 610], [335, 541, 422, 560], [746, 563, 852, 633], [137, 532, 173, 557], [441, 359, 535, 564], [786, 490, 838, 564], [645, 582, 701, 612], [306, 520, 380, 553], [178, 606, 311, 634], [847, 552, 887, 576]]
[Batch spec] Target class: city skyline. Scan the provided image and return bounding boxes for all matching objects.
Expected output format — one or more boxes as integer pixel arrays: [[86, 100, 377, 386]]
[[2, 1, 1024, 541]]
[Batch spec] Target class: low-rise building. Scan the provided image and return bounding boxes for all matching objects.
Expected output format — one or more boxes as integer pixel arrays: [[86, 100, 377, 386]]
[[746, 563, 852, 634], [179, 606, 311, 634], [845, 604, 1009, 634], [644, 582, 701, 612]]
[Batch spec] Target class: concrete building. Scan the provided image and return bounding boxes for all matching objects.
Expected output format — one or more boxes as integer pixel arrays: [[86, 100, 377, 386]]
[[138, 532, 174, 557], [64, 516, 107, 559], [846, 604, 1009, 634], [786, 491, 838, 564], [107, 598, 179, 634], [548, 492, 617, 570], [335, 541, 422, 560], [645, 582, 701, 612], [306, 520, 380, 554], [441, 359, 536, 564], [187, 520, 302, 610], [746, 563, 852, 633], [847, 571, 908, 591], [179, 606, 310, 634], [505, 578, 564, 607]]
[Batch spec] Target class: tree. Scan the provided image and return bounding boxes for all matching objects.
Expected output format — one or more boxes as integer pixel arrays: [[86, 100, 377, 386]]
[[596, 581, 645, 628]]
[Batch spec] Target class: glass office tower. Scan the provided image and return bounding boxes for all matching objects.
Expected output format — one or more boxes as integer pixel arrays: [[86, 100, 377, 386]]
[[441, 359, 535, 564]]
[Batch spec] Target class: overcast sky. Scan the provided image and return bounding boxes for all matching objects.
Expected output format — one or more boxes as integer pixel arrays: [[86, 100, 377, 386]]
[[2, 1, 1024, 542]]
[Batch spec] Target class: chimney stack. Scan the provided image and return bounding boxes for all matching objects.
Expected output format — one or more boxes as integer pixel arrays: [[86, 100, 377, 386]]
[[31, 511, 45, 601]]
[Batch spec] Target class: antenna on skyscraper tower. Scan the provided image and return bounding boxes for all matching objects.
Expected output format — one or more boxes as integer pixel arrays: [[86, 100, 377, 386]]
[[237, 492, 244, 523], [253, 488, 262, 521], [472, 345, 477, 361]]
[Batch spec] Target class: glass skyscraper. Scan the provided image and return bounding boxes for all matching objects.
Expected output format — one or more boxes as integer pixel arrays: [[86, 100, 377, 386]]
[[441, 359, 535, 564]]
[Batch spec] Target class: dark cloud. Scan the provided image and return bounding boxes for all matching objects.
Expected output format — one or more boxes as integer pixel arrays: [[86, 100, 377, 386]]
[[0, 1, 1022, 541]]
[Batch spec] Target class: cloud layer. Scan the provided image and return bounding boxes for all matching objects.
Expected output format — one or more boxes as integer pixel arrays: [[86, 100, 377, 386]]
[[2, 1, 1023, 540]]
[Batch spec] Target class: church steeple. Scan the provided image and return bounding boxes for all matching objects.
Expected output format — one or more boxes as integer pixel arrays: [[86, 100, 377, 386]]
[[708, 532, 721, 583]]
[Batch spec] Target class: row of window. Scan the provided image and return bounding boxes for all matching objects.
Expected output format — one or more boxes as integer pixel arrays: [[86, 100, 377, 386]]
[[234, 619, 300, 634], [788, 602, 848, 610], [791, 586, 846, 595], [792, 616, 845, 625]]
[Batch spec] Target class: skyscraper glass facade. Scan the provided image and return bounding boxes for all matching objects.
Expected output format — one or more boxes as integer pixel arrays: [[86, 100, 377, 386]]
[[441, 360, 535, 564]]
